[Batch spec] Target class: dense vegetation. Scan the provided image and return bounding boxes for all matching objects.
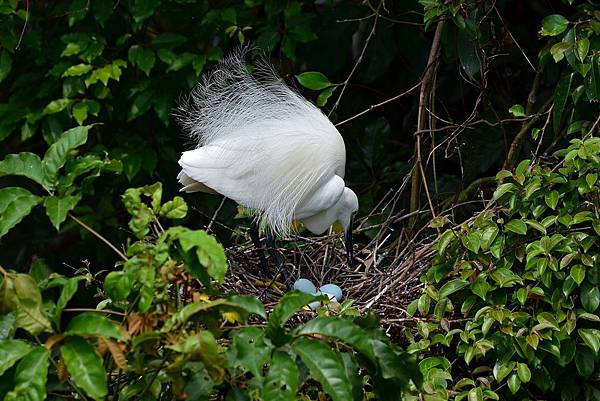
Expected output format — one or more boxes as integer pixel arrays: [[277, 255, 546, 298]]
[[0, 0, 599, 400]]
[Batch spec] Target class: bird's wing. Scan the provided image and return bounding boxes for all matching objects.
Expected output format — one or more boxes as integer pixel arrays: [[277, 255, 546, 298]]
[[179, 124, 344, 235]]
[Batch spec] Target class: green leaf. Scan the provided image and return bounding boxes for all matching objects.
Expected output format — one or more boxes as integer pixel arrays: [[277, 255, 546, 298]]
[[553, 73, 573, 134], [0, 153, 45, 186], [575, 346, 594, 377], [228, 327, 271, 377], [516, 362, 531, 383], [43, 98, 73, 115], [438, 279, 469, 299], [3, 347, 50, 401], [62, 63, 93, 77], [43, 125, 92, 186], [576, 38, 590, 62], [61, 336, 108, 401], [159, 196, 188, 219], [541, 14, 569, 36], [0, 49, 13, 83], [505, 219, 527, 235], [268, 291, 323, 330], [0, 312, 16, 340], [507, 373, 520, 394], [493, 183, 517, 200], [492, 360, 515, 382], [104, 271, 132, 301], [295, 71, 333, 90], [581, 283, 600, 313], [0, 339, 32, 376], [50, 275, 87, 326], [467, 387, 483, 401], [43, 194, 82, 230], [570, 265, 585, 285], [0, 273, 52, 335], [508, 104, 525, 117], [462, 232, 481, 253], [227, 295, 267, 319], [579, 328, 600, 354], [292, 337, 353, 401], [65, 312, 123, 340], [0, 187, 41, 238], [128, 45, 155, 76], [172, 228, 228, 283], [544, 190, 559, 209], [263, 350, 300, 401], [295, 317, 374, 360], [317, 86, 336, 107]]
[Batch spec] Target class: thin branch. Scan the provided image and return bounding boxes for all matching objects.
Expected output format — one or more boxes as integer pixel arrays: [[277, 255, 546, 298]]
[[15, 0, 29, 50], [335, 81, 422, 127], [69, 214, 128, 261], [329, 3, 380, 115]]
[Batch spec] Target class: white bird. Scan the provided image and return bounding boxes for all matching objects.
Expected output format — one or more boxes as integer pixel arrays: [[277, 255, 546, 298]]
[[175, 48, 358, 265]]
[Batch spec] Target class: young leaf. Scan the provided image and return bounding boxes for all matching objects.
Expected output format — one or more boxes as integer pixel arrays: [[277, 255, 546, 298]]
[[43, 125, 93, 186], [61, 336, 108, 401], [508, 104, 526, 117], [43, 194, 82, 230], [292, 338, 353, 401]]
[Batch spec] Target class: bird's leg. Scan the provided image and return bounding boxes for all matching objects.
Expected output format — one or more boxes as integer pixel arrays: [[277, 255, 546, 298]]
[[345, 216, 355, 268], [250, 223, 268, 275], [266, 233, 290, 288]]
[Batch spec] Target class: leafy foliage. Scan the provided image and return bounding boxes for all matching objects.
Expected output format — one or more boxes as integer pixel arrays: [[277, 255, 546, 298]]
[[0, 187, 420, 400]]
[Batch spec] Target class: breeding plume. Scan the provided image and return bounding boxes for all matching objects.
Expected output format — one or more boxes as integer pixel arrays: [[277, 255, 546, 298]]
[[176, 49, 358, 263]]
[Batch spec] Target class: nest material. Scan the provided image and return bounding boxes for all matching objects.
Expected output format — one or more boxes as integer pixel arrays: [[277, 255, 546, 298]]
[[221, 186, 437, 335]]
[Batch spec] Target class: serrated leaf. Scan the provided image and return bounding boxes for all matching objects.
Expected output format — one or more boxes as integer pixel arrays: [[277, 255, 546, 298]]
[[295, 71, 332, 90], [43, 194, 82, 230], [3, 347, 50, 401], [0, 152, 45, 186], [159, 196, 188, 219], [263, 350, 299, 401], [61, 336, 108, 401], [62, 63, 93, 77], [268, 291, 322, 330], [292, 338, 353, 401], [128, 45, 155, 76], [43, 125, 92, 187], [65, 312, 123, 340]]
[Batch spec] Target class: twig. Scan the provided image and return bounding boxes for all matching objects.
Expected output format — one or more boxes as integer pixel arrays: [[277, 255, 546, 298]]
[[335, 81, 422, 127], [15, 0, 29, 50], [409, 19, 445, 227], [503, 97, 553, 170], [329, 2, 380, 115], [69, 214, 128, 261], [63, 308, 127, 316]]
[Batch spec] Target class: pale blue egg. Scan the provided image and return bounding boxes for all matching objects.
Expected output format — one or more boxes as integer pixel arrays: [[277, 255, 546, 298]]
[[293, 278, 317, 295], [319, 284, 342, 302]]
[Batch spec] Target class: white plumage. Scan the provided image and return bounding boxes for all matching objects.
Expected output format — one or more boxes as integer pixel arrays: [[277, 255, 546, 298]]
[[176, 48, 358, 236]]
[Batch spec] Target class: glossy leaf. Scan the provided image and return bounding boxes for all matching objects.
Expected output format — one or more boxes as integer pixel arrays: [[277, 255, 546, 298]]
[[0, 152, 45, 186], [0, 339, 32, 376], [0, 187, 41, 238], [295, 71, 332, 90], [3, 347, 50, 401], [61, 336, 108, 401], [65, 312, 124, 340], [292, 337, 353, 401]]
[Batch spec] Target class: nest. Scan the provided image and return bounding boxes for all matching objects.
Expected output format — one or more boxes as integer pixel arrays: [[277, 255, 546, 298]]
[[221, 186, 438, 337]]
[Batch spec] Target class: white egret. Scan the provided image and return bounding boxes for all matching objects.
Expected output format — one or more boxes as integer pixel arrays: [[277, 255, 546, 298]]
[[175, 48, 358, 272]]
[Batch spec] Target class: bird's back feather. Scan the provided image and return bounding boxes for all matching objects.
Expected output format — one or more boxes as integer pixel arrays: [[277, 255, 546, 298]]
[[176, 48, 347, 235]]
